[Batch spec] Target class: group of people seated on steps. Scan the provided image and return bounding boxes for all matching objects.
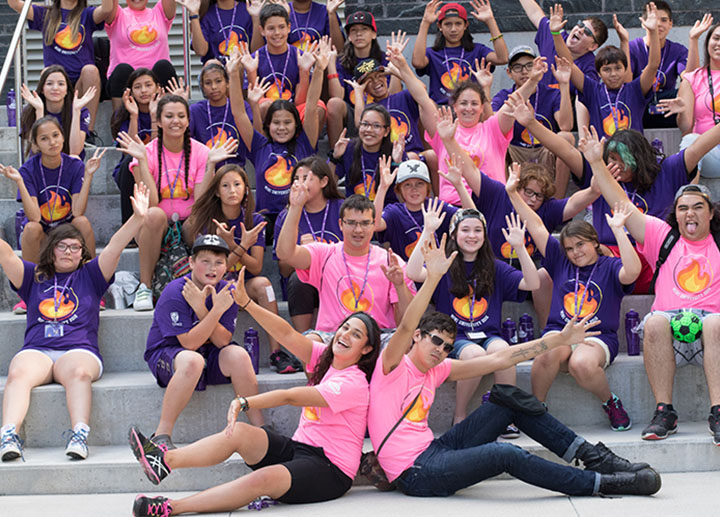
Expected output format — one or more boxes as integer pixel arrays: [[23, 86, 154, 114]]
[[0, 0, 719, 515]]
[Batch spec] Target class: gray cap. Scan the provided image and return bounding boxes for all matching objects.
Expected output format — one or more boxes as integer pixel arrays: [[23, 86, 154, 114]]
[[673, 184, 713, 204], [508, 45, 537, 65], [192, 234, 230, 255], [397, 159, 431, 184]]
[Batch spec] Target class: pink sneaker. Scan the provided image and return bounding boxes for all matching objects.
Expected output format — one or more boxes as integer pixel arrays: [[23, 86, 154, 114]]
[[99, 299, 106, 311], [13, 301, 26, 314]]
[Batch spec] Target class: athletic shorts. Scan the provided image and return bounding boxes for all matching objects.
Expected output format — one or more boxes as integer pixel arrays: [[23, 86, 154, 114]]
[[286, 272, 319, 317], [638, 309, 712, 367], [543, 330, 611, 368], [248, 426, 352, 504], [146, 342, 241, 391], [16, 347, 103, 378]]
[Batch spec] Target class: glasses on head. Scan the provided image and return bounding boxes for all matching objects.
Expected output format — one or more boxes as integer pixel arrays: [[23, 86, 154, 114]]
[[342, 219, 374, 229], [509, 62, 534, 73], [422, 331, 454, 354], [576, 21, 598, 44], [359, 121, 387, 131], [56, 243, 82, 253], [523, 187, 544, 201]]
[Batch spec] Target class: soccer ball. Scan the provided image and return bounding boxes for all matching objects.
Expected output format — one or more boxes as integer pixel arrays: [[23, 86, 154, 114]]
[[670, 311, 702, 343]]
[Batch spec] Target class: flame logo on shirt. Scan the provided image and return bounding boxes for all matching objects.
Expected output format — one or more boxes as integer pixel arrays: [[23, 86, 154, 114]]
[[353, 174, 376, 200], [303, 406, 320, 421], [652, 70, 667, 92], [601, 105, 630, 136], [54, 25, 83, 50], [160, 168, 190, 200], [706, 92, 720, 114], [129, 25, 158, 46], [218, 32, 242, 56], [452, 287, 488, 322], [339, 279, 372, 312], [390, 116, 409, 143], [674, 257, 712, 294], [292, 32, 313, 51], [500, 233, 535, 259], [404, 231, 422, 258], [405, 392, 431, 423], [265, 79, 293, 101], [38, 288, 78, 321], [40, 190, 71, 224], [264, 155, 292, 188], [441, 61, 468, 91], [206, 128, 230, 148], [562, 281, 601, 319]]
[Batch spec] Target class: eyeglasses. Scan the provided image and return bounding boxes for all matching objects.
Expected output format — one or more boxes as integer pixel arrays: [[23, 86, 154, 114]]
[[358, 121, 387, 131], [423, 331, 454, 353], [523, 187, 544, 201], [342, 219, 374, 229], [576, 21, 598, 44], [509, 62, 534, 73], [56, 243, 82, 253]]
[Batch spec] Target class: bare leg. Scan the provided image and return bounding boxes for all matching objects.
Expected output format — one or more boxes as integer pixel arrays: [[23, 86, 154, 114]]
[[327, 97, 347, 150], [532, 268, 553, 329], [71, 216, 96, 258], [52, 351, 102, 427], [702, 315, 720, 405], [246, 277, 281, 354], [218, 346, 264, 427], [1, 351, 53, 428], [531, 343, 572, 402], [567, 343, 612, 401], [642, 314, 675, 404], [486, 339, 516, 385], [453, 344, 487, 423], [137, 207, 168, 287], [75, 65, 101, 131], [20, 222, 47, 264], [155, 351, 205, 437]]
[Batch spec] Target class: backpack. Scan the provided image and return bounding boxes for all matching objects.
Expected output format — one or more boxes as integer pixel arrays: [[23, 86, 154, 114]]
[[648, 228, 720, 294]]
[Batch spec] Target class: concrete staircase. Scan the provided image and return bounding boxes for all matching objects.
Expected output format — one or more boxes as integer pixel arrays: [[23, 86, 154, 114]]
[[1, 93, 719, 497]]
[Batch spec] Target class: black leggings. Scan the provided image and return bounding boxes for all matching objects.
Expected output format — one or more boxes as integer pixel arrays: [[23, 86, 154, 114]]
[[114, 154, 135, 224], [107, 60, 178, 98]]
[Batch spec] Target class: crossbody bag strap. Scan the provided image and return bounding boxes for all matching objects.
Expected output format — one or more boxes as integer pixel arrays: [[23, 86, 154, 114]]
[[376, 386, 423, 456]]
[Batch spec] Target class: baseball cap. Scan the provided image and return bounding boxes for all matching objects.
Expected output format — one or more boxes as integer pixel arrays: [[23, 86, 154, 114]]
[[673, 184, 713, 204], [345, 11, 377, 32], [397, 160, 431, 184], [508, 45, 538, 65], [438, 3, 467, 22], [192, 234, 230, 255], [354, 58, 385, 82]]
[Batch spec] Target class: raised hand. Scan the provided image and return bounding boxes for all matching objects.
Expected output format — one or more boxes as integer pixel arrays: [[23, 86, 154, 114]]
[[469, 0, 495, 24], [122, 88, 139, 117], [378, 154, 397, 191], [208, 136, 239, 165], [607, 161, 624, 181], [551, 56, 572, 85], [386, 30, 409, 55], [333, 127, 350, 157], [343, 78, 367, 99], [116, 131, 148, 160], [548, 3, 567, 34], [380, 249, 406, 286], [613, 14, 629, 43], [422, 0, 440, 25], [421, 233, 457, 278], [470, 57, 493, 91], [148, 90, 163, 118], [239, 44, 259, 75], [73, 86, 97, 111], [501, 211, 527, 250], [176, 0, 201, 15], [20, 83, 44, 112], [421, 196, 446, 233], [392, 134, 406, 163], [560, 314, 602, 346], [577, 126, 605, 164], [606, 201, 633, 231], [247, 77, 272, 105], [0, 164, 23, 184], [166, 77, 190, 100], [505, 162, 521, 194], [240, 220, 267, 250], [504, 91, 536, 127], [182, 276, 213, 313], [231, 266, 252, 308], [640, 1, 658, 32], [690, 13, 713, 40], [246, 0, 264, 18], [326, 0, 344, 15], [289, 175, 310, 207], [213, 219, 237, 248], [439, 154, 464, 187], [656, 96, 686, 118], [130, 181, 150, 219], [312, 39, 330, 71], [436, 105, 458, 141], [529, 56, 548, 83], [212, 282, 236, 313], [268, 0, 290, 14], [85, 147, 107, 177], [298, 41, 319, 71]]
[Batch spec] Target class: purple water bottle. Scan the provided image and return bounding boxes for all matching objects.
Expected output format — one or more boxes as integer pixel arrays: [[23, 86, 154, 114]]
[[651, 138, 664, 163], [6, 89, 16, 127], [502, 318, 517, 345], [625, 310, 640, 356], [519, 313, 534, 342], [244, 327, 260, 373]]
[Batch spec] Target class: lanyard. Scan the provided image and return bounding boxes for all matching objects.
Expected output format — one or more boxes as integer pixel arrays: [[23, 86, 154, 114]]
[[402, 201, 440, 247], [52, 271, 76, 322], [529, 88, 540, 146], [469, 279, 478, 330], [290, 3, 313, 44], [573, 260, 599, 317], [214, 2, 238, 52], [162, 147, 185, 200], [648, 42, 667, 102], [265, 46, 291, 98], [341, 247, 372, 310], [603, 83, 625, 132], [39, 156, 64, 225], [302, 202, 329, 242], [708, 66, 720, 125], [442, 47, 465, 89], [205, 100, 230, 144], [621, 183, 637, 205]]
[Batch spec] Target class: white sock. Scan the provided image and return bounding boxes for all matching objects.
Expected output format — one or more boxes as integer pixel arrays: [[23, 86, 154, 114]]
[[1, 424, 16, 435], [73, 423, 90, 435]]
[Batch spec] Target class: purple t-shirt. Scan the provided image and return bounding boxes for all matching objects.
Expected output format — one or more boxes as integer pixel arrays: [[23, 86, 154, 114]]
[[535, 16, 598, 89], [254, 45, 301, 102], [249, 130, 315, 215], [225, 211, 266, 280], [189, 99, 250, 166], [334, 139, 398, 205], [336, 56, 390, 106], [46, 107, 90, 160], [492, 84, 561, 148], [12, 258, 112, 360], [543, 237, 632, 361], [273, 197, 344, 259], [28, 6, 104, 80], [629, 37, 687, 96], [417, 43, 493, 105], [144, 275, 238, 360], [372, 90, 423, 153], [433, 260, 526, 341], [288, 2, 342, 50], [199, 2, 253, 63], [580, 75, 651, 139], [18, 153, 84, 228], [378, 200, 457, 262], [472, 172, 567, 263]]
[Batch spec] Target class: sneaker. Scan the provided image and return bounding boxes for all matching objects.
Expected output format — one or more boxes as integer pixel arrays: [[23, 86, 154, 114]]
[[151, 433, 177, 451], [599, 467, 662, 495], [99, 299, 106, 311], [578, 441, 649, 474], [270, 349, 302, 374], [641, 403, 678, 440], [133, 495, 172, 517], [1, 428, 24, 462], [133, 283, 154, 311], [13, 301, 26, 314], [500, 424, 520, 439], [709, 406, 720, 446], [64, 428, 89, 459], [603, 394, 632, 431], [128, 427, 171, 485]]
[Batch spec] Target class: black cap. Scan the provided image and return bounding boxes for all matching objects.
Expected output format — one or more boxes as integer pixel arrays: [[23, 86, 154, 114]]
[[345, 11, 377, 32], [192, 234, 230, 255], [354, 58, 385, 82]]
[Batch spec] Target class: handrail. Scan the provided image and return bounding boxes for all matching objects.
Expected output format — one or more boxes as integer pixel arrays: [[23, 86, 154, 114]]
[[0, 0, 32, 163], [181, 8, 192, 99]]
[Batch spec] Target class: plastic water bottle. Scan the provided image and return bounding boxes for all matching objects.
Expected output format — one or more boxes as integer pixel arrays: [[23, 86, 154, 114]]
[[518, 313, 534, 342], [651, 138, 664, 163], [625, 310, 640, 356], [6, 89, 16, 127], [502, 318, 517, 345], [244, 327, 260, 373]]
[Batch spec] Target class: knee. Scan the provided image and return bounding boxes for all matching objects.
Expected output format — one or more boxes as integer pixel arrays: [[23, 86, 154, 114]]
[[247, 276, 272, 298], [174, 352, 205, 378], [643, 315, 671, 347], [66, 365, 93, 383], [144, 208, 168, 230], [459, 344, 487, 360], [567, 355, 598, 380], [327, 97, 346, 117], [533, 349, 559, 369], [80, 65, 101, 83], [421, 149, 438, 168], [22, 221, 45, 239], [486, 340, 510, 354], [72, 216, 92, 232], [702, 316, 720, 346], [558, 131, 575, 145], [221, 344, 253, 369]]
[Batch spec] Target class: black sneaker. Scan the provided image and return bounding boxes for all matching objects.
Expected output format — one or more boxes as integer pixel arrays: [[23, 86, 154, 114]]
[[128, 427, 171, 485], [150, 433, 177, 451], [599, 467, 662, 496], [578, 441, 649, 474], [641, 403, 678, 440], [709, 406, 720, 446], [133, 495, 172, 517], [270, 349, 302, 374]]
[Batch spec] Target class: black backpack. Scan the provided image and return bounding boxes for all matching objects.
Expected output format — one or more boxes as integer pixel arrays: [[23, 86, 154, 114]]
[[648, 228, 720, 294]]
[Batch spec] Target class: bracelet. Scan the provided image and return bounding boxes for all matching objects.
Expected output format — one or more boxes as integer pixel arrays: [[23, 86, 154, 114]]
[[327, 73, 339, 80], [232, 244, 247, 257], [239, 298, 251, 310], [490, 33, 504, 42], [550, 30, 562, 36], [235, 395, 249, 412], [189, 14, 199, 20], [327, 150, 342, 165]]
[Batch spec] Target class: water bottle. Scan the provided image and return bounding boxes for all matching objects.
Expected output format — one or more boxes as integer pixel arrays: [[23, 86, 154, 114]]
[[651, 138, 664, 163], [502, 318, 517, 345], [6, 89, 16, 127], [625, 310, 640, 356], [244, 327, 260, 373], [519, 313, 534, 342]]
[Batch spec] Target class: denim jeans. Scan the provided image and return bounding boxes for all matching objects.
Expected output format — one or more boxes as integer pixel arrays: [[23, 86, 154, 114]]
[[396, 402, 600, 497]]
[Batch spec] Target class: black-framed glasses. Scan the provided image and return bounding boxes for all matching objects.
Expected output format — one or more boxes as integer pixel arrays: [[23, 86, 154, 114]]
[[358, 121, 388, 131], [423, 331, 454, 353], [523, 187, 544, 201], [56, 243, 82, 253], [509, 62, 534, 73], [342, 219, 374, 228], [576, 21, 598, 44]]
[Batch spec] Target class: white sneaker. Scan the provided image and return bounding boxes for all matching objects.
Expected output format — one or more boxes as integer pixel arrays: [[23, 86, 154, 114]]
[[134, 283, 154, 311], [1, 428, 24, 461], [64, 428, 89, 460]]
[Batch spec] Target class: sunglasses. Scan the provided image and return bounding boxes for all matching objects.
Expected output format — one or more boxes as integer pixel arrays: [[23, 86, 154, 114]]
[[576, 21, 598, 44], [423, 331, 454, 354]]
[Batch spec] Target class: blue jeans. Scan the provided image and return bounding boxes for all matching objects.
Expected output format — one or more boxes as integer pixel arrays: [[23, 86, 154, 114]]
[[396, 402, 600, 497]]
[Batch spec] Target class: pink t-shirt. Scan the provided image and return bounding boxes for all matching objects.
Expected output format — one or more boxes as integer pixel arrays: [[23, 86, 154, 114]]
[[426, 114, 512, 206], [296, 242, 415, 331], [684, 66, 720, 134], [129, 138, 209, 221], [292, 342, 370, 479], [367, 352, 452, 482], [637, 215, 720, 312], [105, 2, 174, 76]]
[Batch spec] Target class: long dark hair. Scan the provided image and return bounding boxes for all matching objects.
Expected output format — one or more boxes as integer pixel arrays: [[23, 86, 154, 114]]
[[432, 22, 475, 52], [704, 23, 720, 67], [348, 105, 392, 195], [602, 130, 662, 194], [187, 164, 256, 240], [263, 100, 302, 155], [340, 38, 384, 71], [110, 68, 159, 139], [308, 312, 381, 384], [35, 224, 92, 282], [30, 115, 64, 147], [21, 65, 73, 155], [291, 156, 344, 201], [43, 0, 86, 46], [446, 215, 495, 298], [155, 95, 192, 202]]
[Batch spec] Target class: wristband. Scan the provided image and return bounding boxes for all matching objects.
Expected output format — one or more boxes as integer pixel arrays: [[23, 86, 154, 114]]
[[235, 395, 249, 412], [189, 14, 199, 20], [490, 33, 504, 42], [327, 73, 339, 80], [550, 30, 562, 36], [328, 150, 342, 165]]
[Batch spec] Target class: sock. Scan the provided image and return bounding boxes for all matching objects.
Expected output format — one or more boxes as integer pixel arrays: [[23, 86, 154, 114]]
[[1, 424, 16, 435], [73, 423, 90, 436]]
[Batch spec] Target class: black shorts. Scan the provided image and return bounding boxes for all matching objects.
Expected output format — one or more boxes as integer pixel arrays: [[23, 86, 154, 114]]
[[286, 272, 319, 317], [248, 426, 352, 504]]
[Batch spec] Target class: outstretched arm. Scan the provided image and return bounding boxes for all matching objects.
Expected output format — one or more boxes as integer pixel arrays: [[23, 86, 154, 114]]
[[518, 0, 545, 28], [548, 5, 585, 93], [606, 202, 641, 285], [412, 0, 439, 69], [405, 198, 447, 283], [505, 162, 550, 256], [227, 50, 255, 151], [687, 14, 713, 73], [503, 212, 540, 290], [638, 3, 661, 95], [275, 175, 313, 269]]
